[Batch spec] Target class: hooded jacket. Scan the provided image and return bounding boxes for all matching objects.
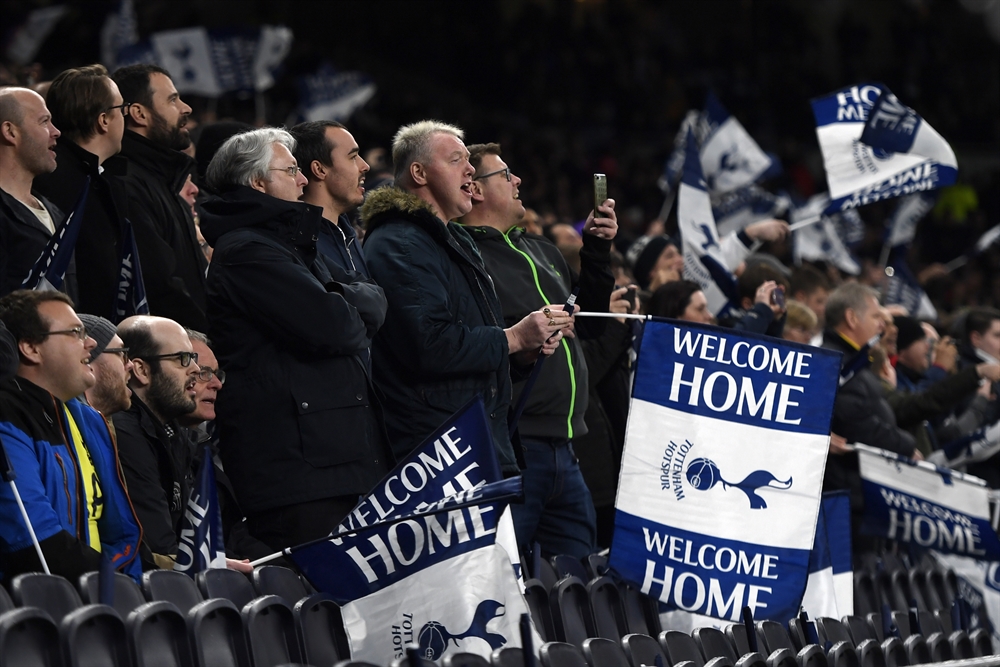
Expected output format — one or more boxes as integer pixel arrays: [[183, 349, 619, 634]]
[[361, 187, 517, 473], [465, 224, 614, 440], [0, 188, 75, 300], [118, 130, 208, 330], [200, 186, 389, 514], [0, 376, 141, 581]]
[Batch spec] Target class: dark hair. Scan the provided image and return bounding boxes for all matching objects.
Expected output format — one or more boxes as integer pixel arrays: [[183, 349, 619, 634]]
[[289, 120, 347, 182], [466, 142, 502, 174], [965, 307, 1000, 343], [790, 264, 831, 298], [46, 64, 114, 143], [117, 321, 163, 373], [111, 63, 170, 115], [0, 290, 75, 347], [647, 280, 702, 319], [738, 263, 789, 303]]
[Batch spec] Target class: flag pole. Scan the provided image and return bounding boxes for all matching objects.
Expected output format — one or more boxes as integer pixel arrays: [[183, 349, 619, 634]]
[[943, 255, 969, 273], [574, 312, 648, 321], [788, 214, 822, 232], [0, 434, 50, 574]]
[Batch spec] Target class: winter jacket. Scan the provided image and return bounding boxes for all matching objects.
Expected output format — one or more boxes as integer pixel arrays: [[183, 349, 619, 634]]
[[318, 214, 371, 278], [33, 139, 129, 318], [361, 187, 517, 472], [201, 186, 389, 514], [118, 130, 208, 330], [466, 225, 614, 439], [0, 188, 75, 300], [0, 376, 141, 581]]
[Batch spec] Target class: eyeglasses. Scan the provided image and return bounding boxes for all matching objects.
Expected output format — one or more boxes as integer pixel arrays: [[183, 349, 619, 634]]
[[102, 347, 130, 363], [269, 165, 303, 178], [195, 367, 226, 385], [474, 167, 511, 182], [138, 351, 199, 367], [104, 102, 132, 117], [42, 326, 88, 341]]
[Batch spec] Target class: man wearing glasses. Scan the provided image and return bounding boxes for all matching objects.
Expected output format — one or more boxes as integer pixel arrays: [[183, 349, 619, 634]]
[[0, 290, 141, 581], [78, 314, 133, 418], [35, 65, 131, 319], [113, 315, 202, 570]]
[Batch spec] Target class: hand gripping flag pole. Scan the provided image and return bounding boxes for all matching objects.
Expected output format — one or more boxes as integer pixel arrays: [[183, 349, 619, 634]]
[[21, 177, 89, 292], [0, 433, 50, 574]]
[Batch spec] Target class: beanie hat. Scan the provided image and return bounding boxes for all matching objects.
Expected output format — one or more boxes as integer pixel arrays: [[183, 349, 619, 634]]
[[626, 235, 676, 290], [78, 314, 117, 363], [894, 315, 926, 353]]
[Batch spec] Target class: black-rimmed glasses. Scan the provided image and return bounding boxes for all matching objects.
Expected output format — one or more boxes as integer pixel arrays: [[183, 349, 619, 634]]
[[42, 326, 88, 341], [195, 367, 226, 385], [102, 347, 130, 363], [138, 351, 199, 367], [474, 167, 511, 182], [104, 102, 132, 117]]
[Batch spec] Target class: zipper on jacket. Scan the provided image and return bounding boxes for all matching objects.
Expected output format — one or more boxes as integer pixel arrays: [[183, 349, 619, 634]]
[[102, 414, 142, 568], [334, 221, 358, 272], [53, 398, 85, 537], [53, 453, 74, 524], [501, 231, 578, 439]]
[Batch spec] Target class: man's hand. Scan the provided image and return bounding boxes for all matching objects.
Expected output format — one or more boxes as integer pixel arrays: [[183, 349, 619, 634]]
[[976, 363, 1000, 383], [829, 433, 850, 455], [934, 336, 959, 372], [226, 558, 253, 573], [583, 198, 618, 240], [744, 219, 790, 243], [754, 280, 785, 317], [610, 285, 637, 323], [506, 307, 573, 354]]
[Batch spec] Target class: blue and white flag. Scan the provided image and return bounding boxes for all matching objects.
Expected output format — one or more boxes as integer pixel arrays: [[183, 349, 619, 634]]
[[884, 247, 937, 320], [658, 110, 703, 208], [678, 130, 741, 317], [22, 178, 89, 292], [99, 0, 138, 70], [175, 445, 226, 575], [713, 185, 790, 238], [290, 398, 538, 661], [4, 5, 69, 66], [932, 553, 1000, 648], [610, 320, 841, 623], [296, 63, 377, 123], [700, 92, 775, 195], [792, 194, 861, 275], [800, 491, 853, 618], [113, 219, 149, 323], [857, 443, 1000, 560], [885, 193, 936, 249], [812, 83, 958, 213]]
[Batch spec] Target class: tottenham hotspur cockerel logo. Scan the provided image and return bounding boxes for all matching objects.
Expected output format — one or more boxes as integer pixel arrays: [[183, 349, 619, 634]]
[[685, 457, 792, 509], [416, 599, 507, 658]]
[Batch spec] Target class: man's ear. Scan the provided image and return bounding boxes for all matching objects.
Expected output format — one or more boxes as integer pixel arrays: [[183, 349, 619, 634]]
[[17, 339, 41, 366], [128, 357, 153, 388], [127, 103, 149, 129], [410, 161, 427, 186], [249, 174, 268, 194], [469, 179, 485, 202], [95, 112, 111, 137], [971, 330, 983, 349], [0, 120, 19, 144], [844, 307, 859, 330]]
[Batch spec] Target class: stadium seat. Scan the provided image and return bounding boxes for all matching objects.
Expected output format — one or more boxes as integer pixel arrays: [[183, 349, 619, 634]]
[[970, 628, 994, 657], [726, 622, 767, 656], [242, 594, 301, 666], [536, 553, 559, 591], [196, 567, 257, 609], [61, 604, 129, 667], [907, 571, 933, 612], [947, 630, 974, 660], [852, 572, 879, 617], [826, 641, 858, 667], [525, 578, 556, 643], [541, 641, 589, 667], [816, 618, 854, 646], [551, 555, 590, 582], [10, 572, 83, 623], [756, 620, 824, 667], [492, 646, 526, 667], [253, 564, 310, 601], [188, 597, 251, 667], [334, 662, 380, 667], [695, 627, 738, 662], [879, 638, 907, 667], [0, 585, 12, 613], [585, 553, 610, 580], [621, 632, 667, 667], [587, 575, 627, 641], [294, 592, 350, 664], [126, 600, 192, 667], [661, 629, 708, 667], [901, 635, 930, 665], [925, 569, 953, 612], [854, 640, 885, 667], [79, 570, 147, 618], [620, 583, 655, 636], [0, 606, 60, 666], [549, 576, 597, 646], [889, 571, 921, 612], [582, 636, 630, 666], [391, 654, 435, 667], [840, 616, 873, 644], [143, 569, 204, 615], [444, 651, 493, 667]]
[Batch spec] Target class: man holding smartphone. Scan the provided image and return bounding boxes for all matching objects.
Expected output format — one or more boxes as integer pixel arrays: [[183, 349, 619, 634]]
[[461, 142, 616, 559]]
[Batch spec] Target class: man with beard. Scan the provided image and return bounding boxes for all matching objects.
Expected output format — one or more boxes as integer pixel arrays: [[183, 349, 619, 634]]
[[0, 87, 71, 299], [78, 314, 133, 417], [113, 315, 201, 570], [112, 65, 208, 330]]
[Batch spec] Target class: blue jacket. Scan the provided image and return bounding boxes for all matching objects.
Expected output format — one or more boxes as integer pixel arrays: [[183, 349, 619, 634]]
[[0, 376, 142, 581], [317, 214, 371, 278]]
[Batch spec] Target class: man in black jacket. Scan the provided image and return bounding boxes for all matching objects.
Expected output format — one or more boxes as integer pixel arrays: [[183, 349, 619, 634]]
[[460, 142, 616, 558], [0, 87, 69, 299], [34, 65, 130, 319], [112, 64, 208, 330], [362, 121, 568, 474], [201, 127, 389, 551]]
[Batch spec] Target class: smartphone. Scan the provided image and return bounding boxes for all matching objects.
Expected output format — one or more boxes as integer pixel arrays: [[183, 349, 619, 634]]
[[771, 286, 786, 309], [626, 287, 637, 313], [594, 173, 607, 217]]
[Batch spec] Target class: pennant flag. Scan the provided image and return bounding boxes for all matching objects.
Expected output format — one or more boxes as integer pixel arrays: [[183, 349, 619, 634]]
[[884, 247, 937, 320], [113, 219, 149, 323], [296, 63, 376, 123], [678, 129, 741, 316], [885, 193, 936, 249], [175, 445, 227, 574], [856, 443, 1000, 560], [4, 5, 69, 66], [99, 0, 138, 70], [929, 420, 1000, 470], [800, 491, 853, 619], [792, 195, 861, 275], [700, 92, 775, 195], [812, 83, 958, 213], [931, 552, 1000, 649], [252, 25, 293, 92], [22, 178, 89, 291], [657, 110, 703, 205], [609, 319, 841, 623], [713, 185, 790, 238], [289, 398, 539, 661]]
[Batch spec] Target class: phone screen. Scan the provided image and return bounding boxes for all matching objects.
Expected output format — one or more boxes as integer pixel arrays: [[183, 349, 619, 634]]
[[594, 173, 607, 216]]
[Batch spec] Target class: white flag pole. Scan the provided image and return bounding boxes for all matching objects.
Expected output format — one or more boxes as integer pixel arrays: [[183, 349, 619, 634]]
[[788, 214, 823, 232]]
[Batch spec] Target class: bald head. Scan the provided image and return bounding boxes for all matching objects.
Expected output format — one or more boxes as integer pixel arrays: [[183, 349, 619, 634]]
[[0, 87, 35, 126], [118, 316, 193, 358], [118, 316, 199, 423]]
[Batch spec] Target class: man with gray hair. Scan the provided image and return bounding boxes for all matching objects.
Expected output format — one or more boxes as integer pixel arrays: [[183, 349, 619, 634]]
[[199, 127, 389, 551], [362, 120, 570, 472]]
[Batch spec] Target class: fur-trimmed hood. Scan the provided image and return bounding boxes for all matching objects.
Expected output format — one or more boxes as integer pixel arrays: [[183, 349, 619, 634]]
[[361, 186, 451, 244]]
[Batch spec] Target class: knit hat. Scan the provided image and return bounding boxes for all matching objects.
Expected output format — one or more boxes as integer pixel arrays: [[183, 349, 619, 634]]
[[78, 314, 118, 363], [894, 315, 926, 353], [626, 235, 676, 290]]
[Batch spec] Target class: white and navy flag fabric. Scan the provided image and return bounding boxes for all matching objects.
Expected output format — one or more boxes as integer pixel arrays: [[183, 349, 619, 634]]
[[713, 185, 790, 238], [932, 553, 1000, 649], [290, 398, 539, 662], [791, 194, 862, 276], [800, 491, 853, 619], [610, 319, 841, 623], [22, 177, 89, 292], [882, 194, 938, 319], [700, 92, 775, 196], [174, 445, 226, 575], [113, 219, 149, 323], [812, 83, 957, 214], [857, 443, 1000, 560], [296, 62, 377, 123]]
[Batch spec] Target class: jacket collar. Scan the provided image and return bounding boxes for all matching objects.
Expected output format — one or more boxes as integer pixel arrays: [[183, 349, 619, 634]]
[[199, 185, 323, 252], [0, 187, 55, 237], [361, 186, 449, 243], [120, 130, 194, 188]]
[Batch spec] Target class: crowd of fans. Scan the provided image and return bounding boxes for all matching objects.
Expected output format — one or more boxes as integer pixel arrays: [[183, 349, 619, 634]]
[[0, 56, 998, 602]]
